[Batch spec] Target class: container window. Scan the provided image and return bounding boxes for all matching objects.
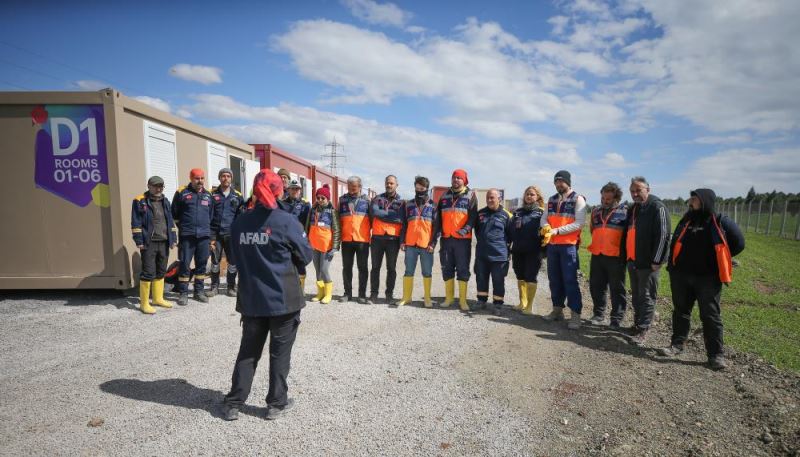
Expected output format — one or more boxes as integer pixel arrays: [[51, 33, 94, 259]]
[[144, 121, 178, 200], [206, 142, 227, 189]]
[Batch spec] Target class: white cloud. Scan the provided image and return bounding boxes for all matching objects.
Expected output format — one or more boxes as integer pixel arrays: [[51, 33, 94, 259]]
[[602, 152, 629, 168], [168, 64, 223, 85], [73, 80, 108, 91], [689, 134, 752, 145], [133, 96, 171, 113], [175, 108, 193, 118], [341, 0, 412, 27]]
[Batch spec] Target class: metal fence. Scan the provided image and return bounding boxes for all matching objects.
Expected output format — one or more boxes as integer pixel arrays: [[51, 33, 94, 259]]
[[665, 199, 800, 240]]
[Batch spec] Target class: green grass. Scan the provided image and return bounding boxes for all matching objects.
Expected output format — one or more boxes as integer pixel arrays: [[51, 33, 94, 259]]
[[577, 215, 800, 372]]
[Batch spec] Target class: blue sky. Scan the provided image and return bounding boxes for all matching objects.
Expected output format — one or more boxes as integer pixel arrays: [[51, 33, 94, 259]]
[[2, 0, 799, 203]]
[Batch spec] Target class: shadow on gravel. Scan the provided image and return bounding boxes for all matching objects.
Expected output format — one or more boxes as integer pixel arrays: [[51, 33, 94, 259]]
[[0, 289, 140, 311], [488, 314, 708, 368], [100, 378, 268, 419]]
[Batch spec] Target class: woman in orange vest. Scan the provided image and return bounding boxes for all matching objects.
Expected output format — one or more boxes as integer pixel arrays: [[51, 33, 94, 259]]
[[659, 188, 744, 370], [395, 176, 438, 307], [587, 182, 629, 328], [305, 185, 341, 304]]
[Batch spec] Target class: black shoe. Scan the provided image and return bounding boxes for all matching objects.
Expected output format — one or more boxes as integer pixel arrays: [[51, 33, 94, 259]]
[[177, 293, 189, 306], [368, 294, 379, 304], [709, 354, 728, 370], [492, 305, 504, 316], [222, 404, 239, 421], [338, 294, 351, 303], [194, 292, 209, 303], [629, 327, 649, 347], [609, 320, 622, 329], [658, 345, 685, 357], [206, 286, 218, 298], [357, 297, 369, 305], [265, 398, 295, 420]]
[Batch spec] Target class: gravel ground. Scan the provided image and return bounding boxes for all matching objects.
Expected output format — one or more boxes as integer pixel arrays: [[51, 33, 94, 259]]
[[1, 252, 798, 456]]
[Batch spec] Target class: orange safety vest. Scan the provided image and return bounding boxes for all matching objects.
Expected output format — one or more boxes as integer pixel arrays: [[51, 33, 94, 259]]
[[546, 191, 583, 245], [671, 214, 733, 284], [440, 188, 474, 239], [404, 199, 435, 248], [339, 194, 371, 243], [308, 208, 335, 252], [625, 206, 637, 261], [371, 193, 404, 237], [587, 203, 628, 257]]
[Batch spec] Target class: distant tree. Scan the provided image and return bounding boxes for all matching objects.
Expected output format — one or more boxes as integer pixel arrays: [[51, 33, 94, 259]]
[[746, 186, 756, 202]]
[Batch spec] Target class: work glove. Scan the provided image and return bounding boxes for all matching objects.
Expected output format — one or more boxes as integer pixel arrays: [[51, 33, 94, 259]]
[[325, 249, 337, 261], [540, 225, 553, 247]]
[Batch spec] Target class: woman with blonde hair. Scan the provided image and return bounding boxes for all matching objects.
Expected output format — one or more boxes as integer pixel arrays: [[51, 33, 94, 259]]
[[509, 185, 545, 314]]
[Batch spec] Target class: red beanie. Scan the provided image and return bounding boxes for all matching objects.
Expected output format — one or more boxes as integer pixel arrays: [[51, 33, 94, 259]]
[[452, 169, 468, 185], [316, 184, 331, 200], [190, 168, 205, 179], [252, 169, 283, 209]]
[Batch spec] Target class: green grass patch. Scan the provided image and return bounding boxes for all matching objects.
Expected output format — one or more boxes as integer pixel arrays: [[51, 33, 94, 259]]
[[577, 215, 800, 372]]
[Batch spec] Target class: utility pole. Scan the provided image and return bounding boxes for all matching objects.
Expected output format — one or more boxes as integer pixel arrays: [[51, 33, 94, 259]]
[[322, 138, 346, 176]]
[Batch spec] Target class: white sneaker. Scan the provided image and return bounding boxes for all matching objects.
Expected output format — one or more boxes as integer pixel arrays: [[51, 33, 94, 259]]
[[543, 307, 565, 321], [568, 311, 582, 330], [589, 315, 605, 326]]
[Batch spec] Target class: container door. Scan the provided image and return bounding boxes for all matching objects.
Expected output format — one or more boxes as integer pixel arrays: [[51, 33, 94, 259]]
[[243, 159, 260, 198], [144, 121, 178, 201], [206, 141, 227, 189]]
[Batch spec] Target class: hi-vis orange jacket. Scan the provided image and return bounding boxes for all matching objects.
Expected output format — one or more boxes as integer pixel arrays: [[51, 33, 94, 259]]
[[587, 203, 628, 257], [401, 197, 437, 249], [370, 192, 404, 238], [546, 191, 583, 245], [436, 187, 478, 240], [338, 193, 371, 243]]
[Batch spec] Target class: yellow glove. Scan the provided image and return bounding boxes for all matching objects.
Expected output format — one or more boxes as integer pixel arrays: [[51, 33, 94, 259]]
[[540, 225, 553, 246]]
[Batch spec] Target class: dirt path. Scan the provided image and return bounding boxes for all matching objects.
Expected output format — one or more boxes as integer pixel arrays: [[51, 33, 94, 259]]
[[0, 254, 797, 456]]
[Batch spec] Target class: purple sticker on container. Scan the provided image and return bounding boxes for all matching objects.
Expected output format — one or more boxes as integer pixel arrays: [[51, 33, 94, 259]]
[[33, 105, 109, 207]]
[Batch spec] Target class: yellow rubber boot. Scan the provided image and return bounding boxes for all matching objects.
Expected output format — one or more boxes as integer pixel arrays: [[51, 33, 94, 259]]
[[139, 280, 155, 315], [523, 282, 537, 315], [321, 282, 333, 304], [311, 280, 325, 302], [441, 279, 455, 307], [423, 277, 435, 308], [299, 275, 306, 293], [515, 280, 527, 311], [458, 280, 469, 311], [395, 276, 414, 306], [151, 278, 173, 308]]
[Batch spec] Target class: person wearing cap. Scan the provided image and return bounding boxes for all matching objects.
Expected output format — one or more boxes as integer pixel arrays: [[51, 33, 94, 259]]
[[283, 179, 311, 292], [172, 168, 215, 306], [368, 175, 405, 304], [208, 168, 245, 298], [540, 170, 587, 329], [306, 184, 340, 304], [659, 188, 744, 370], [131, 176, 178, 314], [338, 176, 371, 304], [395, 176, 438, 308], [222, 169, 313, 421], [474, 189, 513, 315], [277, 168, 291, 200], [621, 176, 670, 346], [435, 169, 478, 311], [587, 182, 629, 328], [509, 185, 545, 315]]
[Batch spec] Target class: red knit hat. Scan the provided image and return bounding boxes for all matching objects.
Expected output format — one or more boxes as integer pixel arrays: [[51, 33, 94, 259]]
[[316, 184, 331, 200], [252, 169, 283, 209], [189, 168, 205, 179], [452, 169, 468, 185]]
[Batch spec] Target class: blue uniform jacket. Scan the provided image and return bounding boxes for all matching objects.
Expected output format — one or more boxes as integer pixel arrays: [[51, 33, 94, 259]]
[[230, 203, 314, 317], [131, 192, 177, 247], [171, 184, 214, 238], [510, 206, 545, 253], [282, 197, 311, 228], [475, 206, 513, 262], [370, 192, 405, 238], [210, 187, 244, 240]]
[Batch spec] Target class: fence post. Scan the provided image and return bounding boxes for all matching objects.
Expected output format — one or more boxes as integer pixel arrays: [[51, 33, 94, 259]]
[[780, 200, 788, 238], [734, 203, 738, 225], [746, 201, 752, 232], [766, 200, 775, 235], [756, 200, 763, 233]]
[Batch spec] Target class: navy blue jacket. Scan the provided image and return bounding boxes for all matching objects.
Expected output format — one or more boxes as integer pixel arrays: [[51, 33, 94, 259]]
[[230, 203, 314, 317], [282, 197, 311, 228], [510, 206, 544, 254], [131, 192, 177, 247], [210, 186, 244, 240], [475, 206, 513, 262], [172, 183, 214, 238]]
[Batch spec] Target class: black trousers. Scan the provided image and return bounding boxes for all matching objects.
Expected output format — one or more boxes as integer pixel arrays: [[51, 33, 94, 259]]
[[341, 241, 369, 298], [370, 237, 400, 297], [210, 235, 238, 288], [669, 270, 724, 358], [224, 312, 301, 408], [512, 250, 541, 283], [628, 262, 659, 328], [440, 237, 472, 281], [140, 240, 169, 281], [178, 235, 210, 293], [475, 258, 509, 303], [589, 254, 627, 324]]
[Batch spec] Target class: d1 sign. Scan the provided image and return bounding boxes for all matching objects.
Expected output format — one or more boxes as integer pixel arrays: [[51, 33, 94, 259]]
[[33, 105, 110, 207]]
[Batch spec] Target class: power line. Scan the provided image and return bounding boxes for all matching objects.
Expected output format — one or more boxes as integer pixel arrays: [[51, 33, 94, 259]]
[[322, 138, 346, 176]]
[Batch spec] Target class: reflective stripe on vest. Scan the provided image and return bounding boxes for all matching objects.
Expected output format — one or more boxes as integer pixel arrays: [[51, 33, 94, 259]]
[[441, 189, 473, 239], [671, 214, 733, 284], [405, 201, 435, 248], [309, 210, 334, 252], [547, 191, 580, 245], [587, 204, 627, 257], [339, 196, 370, 243]]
